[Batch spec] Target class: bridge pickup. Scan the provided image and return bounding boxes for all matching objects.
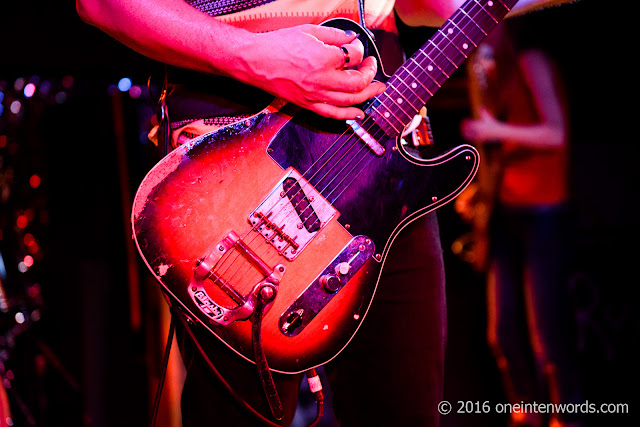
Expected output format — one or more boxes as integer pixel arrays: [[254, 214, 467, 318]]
[[249, 168, 338, 260]]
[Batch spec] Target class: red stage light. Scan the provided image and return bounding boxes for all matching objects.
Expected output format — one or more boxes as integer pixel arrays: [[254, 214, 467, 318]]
[[29, 174, 41, 188]]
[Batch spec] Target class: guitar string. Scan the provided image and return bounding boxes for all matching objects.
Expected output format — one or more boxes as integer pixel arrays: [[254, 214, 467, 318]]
[[309, 1, 506, 207], [201, 2, 481, 290], [238, 0, 497, 236], [208, 72, 427, 292], [298, 13, 472, 206], [287, 0, 501, 207], [202, 0, 505, 300], [208, 132, 368, 295], [243, 0, 510, 255], [205, 121, 380, 295], [326, 2, 508, 203], [203, 2, 487, 289], [205, 59, 473, 302]]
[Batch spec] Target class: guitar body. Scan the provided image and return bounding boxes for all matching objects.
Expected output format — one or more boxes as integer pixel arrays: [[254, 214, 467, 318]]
[[133, 105, 476, 373], [132, 0, 518, 373]]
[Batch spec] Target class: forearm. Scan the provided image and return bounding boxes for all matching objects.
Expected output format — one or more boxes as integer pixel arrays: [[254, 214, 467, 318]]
[[482, 121, 565, 148], [76, 0, 257, 80], [76, 0, 389, 119]]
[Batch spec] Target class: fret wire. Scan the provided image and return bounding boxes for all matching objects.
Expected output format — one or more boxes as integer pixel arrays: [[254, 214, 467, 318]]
[[379, 88, 416, 121], [428, 39, 459, 70], [371, 94, 405, 132], [367, 111, 398, 137], [422, 43, 459, 80], [463, 15, 490, 45], [449, 20, 477, 48], [433, 31, 470, 65], [395, 68, 422, 96], [393, 70, 426, 107], [370, 110, 400, 141], [392, 83, 422, 113], [371, 110, 402, 135], [437, 29, 469, 59], [417, 49, 450, 79], [493, 0, 512, 12], [473, 0, 499, 23], [473, 0, 512, 25], [408, 57, 443, 90], [368, 103, 401, 133], [432, 5, 488, 73], [459, 2, 502, 45], [403, 67, 434, 98], [450, 9, 480, 45], [472, 1, 502, 28], [459, 8, 487, 36]]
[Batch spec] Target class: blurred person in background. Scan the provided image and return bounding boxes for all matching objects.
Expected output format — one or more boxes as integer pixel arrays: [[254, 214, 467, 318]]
[[458, 19, 583, 427]]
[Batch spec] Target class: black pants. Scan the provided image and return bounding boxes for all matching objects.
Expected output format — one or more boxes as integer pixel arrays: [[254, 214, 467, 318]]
[[487, 205, 582, 423]]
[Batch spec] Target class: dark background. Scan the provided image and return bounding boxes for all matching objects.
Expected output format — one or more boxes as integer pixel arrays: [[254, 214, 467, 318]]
[[1, 0, 637, 426]]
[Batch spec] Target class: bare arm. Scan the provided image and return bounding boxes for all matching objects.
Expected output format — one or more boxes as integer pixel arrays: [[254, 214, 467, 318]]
[[76, 0, 386, 119], [461, 49, 567, 149]]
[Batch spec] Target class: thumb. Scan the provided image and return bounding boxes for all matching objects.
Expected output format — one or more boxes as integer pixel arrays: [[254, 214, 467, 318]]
[[304, 24, 358, 47]]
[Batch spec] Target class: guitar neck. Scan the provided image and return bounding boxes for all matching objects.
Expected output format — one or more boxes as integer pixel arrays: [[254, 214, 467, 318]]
[[367, 0, 518, 137]]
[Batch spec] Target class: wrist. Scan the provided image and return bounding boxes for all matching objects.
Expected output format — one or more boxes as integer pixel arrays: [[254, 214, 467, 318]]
[[197, 22, 260, 82]]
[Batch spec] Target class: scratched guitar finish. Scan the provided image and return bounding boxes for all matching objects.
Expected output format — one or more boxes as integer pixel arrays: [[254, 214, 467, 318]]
[[132, 0, 517, 373]]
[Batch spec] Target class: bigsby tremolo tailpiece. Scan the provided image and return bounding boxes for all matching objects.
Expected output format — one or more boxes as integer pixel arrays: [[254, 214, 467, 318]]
[[188, 230, 285, 325]]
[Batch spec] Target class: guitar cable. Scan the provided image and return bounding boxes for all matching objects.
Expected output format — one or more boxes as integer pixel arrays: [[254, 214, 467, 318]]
[[150, 314, 176, 427], [176, 310, 325, 427]]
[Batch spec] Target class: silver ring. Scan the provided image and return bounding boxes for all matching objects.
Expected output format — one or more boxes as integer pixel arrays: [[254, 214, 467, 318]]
[[340, 46, 350, 67]]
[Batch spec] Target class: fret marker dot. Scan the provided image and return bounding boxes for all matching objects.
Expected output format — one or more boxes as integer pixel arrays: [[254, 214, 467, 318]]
[[384, 112, 390, 118], [397, 98, 403, 104], [488, 1, 493, 6], [411, 83, 417, 89], [463, 43, 469, 49], [447, 28, 454, 35], [427, 65, 434, 71]]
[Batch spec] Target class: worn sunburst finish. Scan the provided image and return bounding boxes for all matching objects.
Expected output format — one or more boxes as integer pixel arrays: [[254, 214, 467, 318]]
[[132, 2, 517, 373], [132, 103, 476, 373]]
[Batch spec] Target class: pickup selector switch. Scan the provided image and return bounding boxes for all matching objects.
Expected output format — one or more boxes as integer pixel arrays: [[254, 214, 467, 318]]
[[335, 262, 350, 276]]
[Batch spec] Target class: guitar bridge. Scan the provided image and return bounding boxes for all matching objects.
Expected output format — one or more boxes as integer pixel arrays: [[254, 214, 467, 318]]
[[188, 230, 285, 325], [249, 168, 338, 260]]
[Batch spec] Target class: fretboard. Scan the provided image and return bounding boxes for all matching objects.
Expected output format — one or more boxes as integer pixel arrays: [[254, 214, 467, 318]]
[[367, 0, 518, 137]]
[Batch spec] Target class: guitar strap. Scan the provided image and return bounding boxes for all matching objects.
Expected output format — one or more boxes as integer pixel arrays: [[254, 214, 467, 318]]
[[157, 66, 172, 157], [185, 0, 277, 16]]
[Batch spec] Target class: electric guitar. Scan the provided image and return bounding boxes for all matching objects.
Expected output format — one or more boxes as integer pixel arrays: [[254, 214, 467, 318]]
[[132, 0, 518, 374]]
